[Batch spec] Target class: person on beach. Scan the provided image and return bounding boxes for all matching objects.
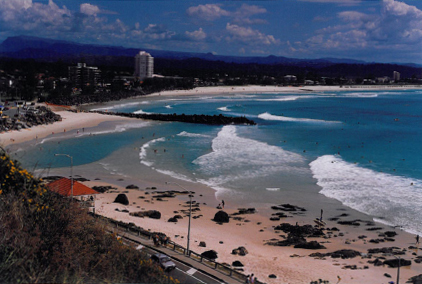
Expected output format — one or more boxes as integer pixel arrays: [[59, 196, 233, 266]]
[[416, 235, 420, 244], [249, 274, 254, 283], [222, 200, 225, 208]]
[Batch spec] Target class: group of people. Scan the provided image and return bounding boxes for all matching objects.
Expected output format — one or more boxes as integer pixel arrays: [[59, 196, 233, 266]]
[[245, 273, 257, 283], [152, 234, 170, 247]]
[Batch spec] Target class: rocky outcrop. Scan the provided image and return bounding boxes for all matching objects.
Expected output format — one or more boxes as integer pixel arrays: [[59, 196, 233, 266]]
[[130, 210, 161, 219], [271, 204, 306, 212], [0, 106, 61, 132], [384, 258, 411, 268], [201, 250, 218, 260], [213, 211, 230, 223], [113, 194, 129, 205], [294, 241, 326, 250]]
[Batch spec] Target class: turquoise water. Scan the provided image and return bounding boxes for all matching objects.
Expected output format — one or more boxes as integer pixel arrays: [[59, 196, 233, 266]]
[[11, 89, 422, 234]]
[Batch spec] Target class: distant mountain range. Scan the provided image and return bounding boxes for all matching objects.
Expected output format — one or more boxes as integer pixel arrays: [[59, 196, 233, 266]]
[[1, 35, 422, 81], [2, 35, 415, 67]]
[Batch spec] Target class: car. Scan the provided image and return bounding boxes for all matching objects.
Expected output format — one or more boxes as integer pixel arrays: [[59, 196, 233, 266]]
[[150, 253, 176, 271]]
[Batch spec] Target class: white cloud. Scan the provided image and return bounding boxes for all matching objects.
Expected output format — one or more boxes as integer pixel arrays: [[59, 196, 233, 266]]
[[225, 23, 279, 46], [295, 0, 422, 60], [80, 3, 100, 16], [186, 4, 229, 21], [185, 28, 207, 41]]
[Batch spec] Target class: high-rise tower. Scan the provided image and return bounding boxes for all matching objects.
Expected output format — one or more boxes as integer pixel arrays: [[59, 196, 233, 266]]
[[134, 51, 154, 80]]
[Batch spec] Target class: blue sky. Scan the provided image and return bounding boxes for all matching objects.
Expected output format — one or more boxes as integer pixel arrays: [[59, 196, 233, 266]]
[[1, 0, 422, 64]]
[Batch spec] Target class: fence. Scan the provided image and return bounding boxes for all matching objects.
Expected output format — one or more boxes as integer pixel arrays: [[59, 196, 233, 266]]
[[89, 212, 262, 284]]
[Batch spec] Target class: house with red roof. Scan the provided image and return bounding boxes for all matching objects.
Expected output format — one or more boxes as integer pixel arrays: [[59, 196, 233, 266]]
[[47, 177, 99, 208]]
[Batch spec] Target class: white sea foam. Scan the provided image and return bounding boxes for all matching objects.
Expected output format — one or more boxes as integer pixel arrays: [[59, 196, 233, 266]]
[[177, 131, 209, 138], [155, 169, 194, 183], [218, 106, 230, 112], [193, 125, 306, 189], [266, 188, 280, 191], [90, 101, 149, 111], [133, 109, 153, 115], [256, 95, 310, 102], [165, 105, 173, 109], [139, 137, 166, 166], [310, 155, 422, 235], [258, 112, 342, 124]]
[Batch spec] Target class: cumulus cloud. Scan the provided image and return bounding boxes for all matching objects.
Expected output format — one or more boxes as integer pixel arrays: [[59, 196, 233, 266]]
[[225, 23, 279, 46], [186, 4, 229, 21], [185, 28, 207, 41], [80, 3, 100, 16], [295, 0, 422, 59]]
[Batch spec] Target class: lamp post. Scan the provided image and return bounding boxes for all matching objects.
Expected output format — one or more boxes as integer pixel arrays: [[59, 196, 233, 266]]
[[385, 253, 401, 284], [166, 181, 192, 256], [55, 154, 73, 199]]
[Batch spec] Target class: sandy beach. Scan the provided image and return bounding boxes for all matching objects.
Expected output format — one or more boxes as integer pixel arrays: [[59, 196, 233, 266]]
[[3, 85, 422, 284]]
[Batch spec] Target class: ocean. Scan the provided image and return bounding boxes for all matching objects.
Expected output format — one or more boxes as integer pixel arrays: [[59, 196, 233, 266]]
[[10, 89, 422, 234]]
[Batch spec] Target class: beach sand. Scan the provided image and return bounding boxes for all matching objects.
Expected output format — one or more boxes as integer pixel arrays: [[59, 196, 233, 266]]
[[4, 86, 422, 284]]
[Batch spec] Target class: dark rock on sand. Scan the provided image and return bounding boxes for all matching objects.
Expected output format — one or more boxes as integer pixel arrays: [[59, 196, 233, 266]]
[[407, 274, 422, 284], [384, 273, 391, 278], [130, 210, 161, 219], [274, 223, 324, 237], [213, 211, 230, 223], [168, 217, 178, 222], [294, 241, 326, 250], [384, 258, 411, 268], [114, 194, 129, 205], [126, 184, 139, 189], [331, 249, 361, 259], [337, 220, 361, 226], [232, 208, 256, 215], [271, 204, 306, 212], [232, 261, 244, 267], [199, 241, 206, 247], [92, 185, 115, 193], [269, 274, 277, 279], [384, 231, 398, 238], [201, 250, 218, 260]]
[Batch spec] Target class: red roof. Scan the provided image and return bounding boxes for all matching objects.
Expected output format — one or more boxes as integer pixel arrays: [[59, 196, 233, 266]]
[[47, 178, 99, 197]]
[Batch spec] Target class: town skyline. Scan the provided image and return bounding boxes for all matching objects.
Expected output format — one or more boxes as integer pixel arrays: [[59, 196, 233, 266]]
[[0, 0, 422, 64]]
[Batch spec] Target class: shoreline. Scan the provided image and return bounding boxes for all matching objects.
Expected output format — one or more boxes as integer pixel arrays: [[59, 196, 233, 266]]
[[3, 86, 422, 283]]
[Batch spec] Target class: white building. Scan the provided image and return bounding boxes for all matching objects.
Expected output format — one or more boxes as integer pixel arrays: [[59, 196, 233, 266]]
[[134, 51, 154, 80], [393, 71, 400, 82]]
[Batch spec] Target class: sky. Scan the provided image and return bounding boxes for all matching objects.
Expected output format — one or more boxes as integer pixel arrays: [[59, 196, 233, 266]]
[[0, 0, 422, 64]]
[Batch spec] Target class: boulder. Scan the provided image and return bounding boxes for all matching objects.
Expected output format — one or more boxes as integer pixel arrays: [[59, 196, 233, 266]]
[[331, 249, 361, 259], [384, 231, 398, 238], [407, 274, 422, 284], [114, 194, 129, 205], [294, 241, 326, 250], [126, 184, 139, 189], [201, 250, 218, 260], [232, 260, 243, 267], [384, 258, 411, 268], [168, 217, 178, 222], [148, 210, 161, 219], [213, 211, 230, 223], [238, 246, 248, 256]]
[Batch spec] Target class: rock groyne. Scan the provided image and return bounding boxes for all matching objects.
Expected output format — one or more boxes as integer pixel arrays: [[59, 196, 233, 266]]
[[92, 111, 256, 125]]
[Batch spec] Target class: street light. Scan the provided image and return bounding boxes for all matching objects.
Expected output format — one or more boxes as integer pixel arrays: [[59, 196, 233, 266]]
[[55, 154, 73, 199], [165, 181, 193, 256], [384, 253, 401, 284]]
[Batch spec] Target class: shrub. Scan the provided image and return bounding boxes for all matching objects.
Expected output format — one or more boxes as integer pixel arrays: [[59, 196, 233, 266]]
[[0, 149, 179, 284]]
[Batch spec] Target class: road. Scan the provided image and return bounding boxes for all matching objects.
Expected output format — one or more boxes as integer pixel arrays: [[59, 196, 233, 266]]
[[120, 233, 227, 284]]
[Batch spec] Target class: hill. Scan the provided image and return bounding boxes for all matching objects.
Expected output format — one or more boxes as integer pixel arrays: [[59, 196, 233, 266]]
[[0, 148, 177, 284]]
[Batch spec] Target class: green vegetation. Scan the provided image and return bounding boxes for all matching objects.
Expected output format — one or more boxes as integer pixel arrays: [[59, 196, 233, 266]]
[[0, 149, 178, 284]]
